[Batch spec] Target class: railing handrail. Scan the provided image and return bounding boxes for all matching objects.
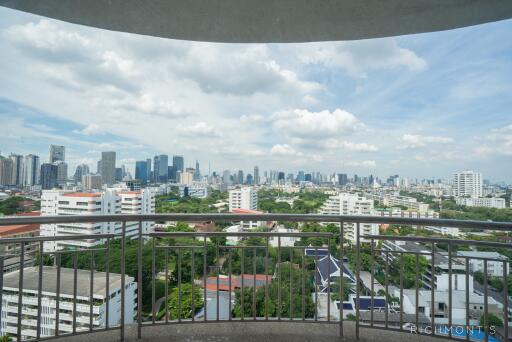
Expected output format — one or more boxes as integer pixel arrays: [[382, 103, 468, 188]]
[[1, 213, 511, 230]]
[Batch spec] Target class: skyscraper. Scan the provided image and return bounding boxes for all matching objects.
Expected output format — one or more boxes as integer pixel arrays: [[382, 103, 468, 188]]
[[338, 173, 348, 186], [100, 151, 116, 186], [135, 160, 149, 183], [49, 145, 65, 163], [23, 154, 40, 186], [9, 154, 23, 186], [453, 171, 482, 198], [237, 170, 244, 185], [153, 155, 169, 183], [40, 163, 58, 189], [173, 155, 184, 181], [54, 161, 68, 185], [0, 157, 13, 186], [194, 160, 201, 181], [253, 166, 259, 185], [73, 164, 90, 184], [146, 158, 152, 182]]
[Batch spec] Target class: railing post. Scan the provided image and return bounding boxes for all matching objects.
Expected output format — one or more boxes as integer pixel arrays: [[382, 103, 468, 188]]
[[120, 221, 126, 341], [137, 221, 143, 339], [36, 241, 43, 340], [448, 242, 452, 339], [339, 220, 344, 339], [355, 222, 360, 340], [17, 242, 24, 342]]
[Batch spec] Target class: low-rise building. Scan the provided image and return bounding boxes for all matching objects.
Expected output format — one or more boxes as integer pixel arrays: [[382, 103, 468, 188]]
[[0, 267, 136, 339], [455, 197, 506, 209], [457, 251, 509, 277]]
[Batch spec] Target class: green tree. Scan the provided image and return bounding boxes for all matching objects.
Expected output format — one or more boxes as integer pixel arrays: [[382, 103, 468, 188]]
[[480, 313, 503, 328], [158, 283, 203, 320]]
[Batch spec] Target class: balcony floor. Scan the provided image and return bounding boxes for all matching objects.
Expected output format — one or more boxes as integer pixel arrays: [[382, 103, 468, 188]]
[[53, 322, 451, 342]]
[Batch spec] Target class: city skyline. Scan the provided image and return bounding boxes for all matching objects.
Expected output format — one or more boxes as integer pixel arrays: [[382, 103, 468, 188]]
[[0, 8, 511, 181]]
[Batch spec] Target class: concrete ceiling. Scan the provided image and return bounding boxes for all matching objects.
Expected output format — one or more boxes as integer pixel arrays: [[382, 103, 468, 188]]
[[1, 0, 512, 43]]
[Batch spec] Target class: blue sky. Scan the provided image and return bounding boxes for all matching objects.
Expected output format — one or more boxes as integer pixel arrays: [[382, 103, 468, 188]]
[[0, 7, 511, 182]]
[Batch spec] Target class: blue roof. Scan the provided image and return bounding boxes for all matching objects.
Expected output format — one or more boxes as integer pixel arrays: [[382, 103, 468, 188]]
[[336, 302, 354, 310], [353, 297, 386, 310], [305, 248, 329, 257]]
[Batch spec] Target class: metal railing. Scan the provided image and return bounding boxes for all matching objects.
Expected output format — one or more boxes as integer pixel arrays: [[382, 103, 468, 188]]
[[0, 214, 510, 341]]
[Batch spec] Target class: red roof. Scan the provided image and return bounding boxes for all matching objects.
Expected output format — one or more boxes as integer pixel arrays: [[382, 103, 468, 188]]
[[118, 191, 141, 195], [63, 193, 101, 198], [203, 274, 271, 291], [232, 208, 262, 214], [16, 211, 41, 217], [0, 224, 39, 238]]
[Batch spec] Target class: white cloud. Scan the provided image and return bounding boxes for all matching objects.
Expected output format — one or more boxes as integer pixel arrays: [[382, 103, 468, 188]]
[[177, 122, 221, 138], [398, 134, 453, 149], [324, 139, 379, 152], [74, 123, 104, 136], [271, 108, 364, 138], [473, 124, 512, 156], [240, 114, 266, 124], [295, 39, 426, 78], [346, 160, 377, 168], [270, 144, 303, 156]]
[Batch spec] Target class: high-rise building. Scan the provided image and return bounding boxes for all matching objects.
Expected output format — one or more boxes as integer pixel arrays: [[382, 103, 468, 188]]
[[179, 171, 194, 185], [49, 145, 65, 163], [337, 173, 348, 186], [253, 166, 259, 185], [229, 187, 258, 212], [40, 163, 58, 189], [100, 151, 116, 186], [173, 155, 184, 174], [53, 161, 68, 185], [9, 154, 23, 186], [146, 158, 152, 182], [194, 160, 201, 181], [297, 171, 305, 182], [319, 193, 378, 243], [246, 174, 253, 185], [115, 167, 123, 182], [222, 170, 231, 185], [135, 160, 149, 183], [73, 164, 90, 184], [453, 171, 482, 198], [153, 154, 168, 183], [82, 174, 103, 190], [22, 154, 40, 186], [237, 170, 244, 184], [117, 189, 156, 238], [0, 157, 13, 186]]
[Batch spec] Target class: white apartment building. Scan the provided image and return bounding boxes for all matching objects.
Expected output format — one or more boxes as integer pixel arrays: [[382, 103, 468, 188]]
[[41, 189, 155, 251], [117, 189, 156, 239], [364, 192, 430, 213], [179, 171, 194, 185], [458, 251, 509, 277], [228, 187, 258, 212], [0, 267, 136, 339], [319, 193, 378, 243], [453, 171, 482, 198], [455, 197, 506, 209], [268, 227, 299, 247], [179, 185, 208, 199]]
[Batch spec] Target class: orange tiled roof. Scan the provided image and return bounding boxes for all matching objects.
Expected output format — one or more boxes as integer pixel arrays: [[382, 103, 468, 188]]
[[232, 208, 263, 214], [16, 211, 41, 217], [63, 193, 101, 198], [0, 224, 39, 237]]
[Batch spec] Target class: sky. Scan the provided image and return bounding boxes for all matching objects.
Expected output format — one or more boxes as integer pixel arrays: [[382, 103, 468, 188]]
[[0, 7, 511, 182]]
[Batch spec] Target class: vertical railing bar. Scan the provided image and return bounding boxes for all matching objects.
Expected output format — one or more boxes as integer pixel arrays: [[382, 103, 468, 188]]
[[314, 247, 318, 322], [0, 257, 3, 338], [385, 250, 389, 329], [484, 260, 488, 342], [448, 242, 452, 339], [89, 250, 95, 332], [327, 238, 331, 322], [151, 237, 156, 324], [165, 249, 169, 323], [56, 253, 61, 336], [105, 237, 110, 330], [265, 237, 269, 321], [290, 247, 293, 321], [356, 222, 361, 340], [503, 260, 509, 342], [216, 241, 220, 322], [278, 236, 281, 321], [370, 238, 374, 328], [137, 221, 143, 339], [465, 257, 470, 342], [191, 248, 195, 322], [37, 241, 43, 340], [17, 241, 24, 342], [430, 242, 435, 336], [254, 247, 257, 321], [73, 251, 78, 335], [241, 247, 245, 320], [228, 249, 232, 321], [399, 252, 404, 331], [339, 220, 344, 338], [203, 236, 207, 322], [178, 248, 182, 323], [120, 221, 126, 341], [302, 248, 305, 321], [415, 254, 419, 331]]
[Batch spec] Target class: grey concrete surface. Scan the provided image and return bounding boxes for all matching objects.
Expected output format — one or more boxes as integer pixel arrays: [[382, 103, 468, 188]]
[[50, 321, 461, 342], [0, 0, 512, 43]]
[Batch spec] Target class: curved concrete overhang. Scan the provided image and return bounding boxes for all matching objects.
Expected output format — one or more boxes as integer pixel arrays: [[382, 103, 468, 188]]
[[1, 0, 512, 43], [50, 322, 454, 342]]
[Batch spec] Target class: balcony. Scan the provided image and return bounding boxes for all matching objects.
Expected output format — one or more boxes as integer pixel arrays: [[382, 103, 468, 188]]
[[0, 213, 510, 342]]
